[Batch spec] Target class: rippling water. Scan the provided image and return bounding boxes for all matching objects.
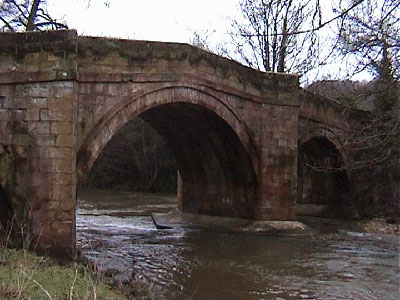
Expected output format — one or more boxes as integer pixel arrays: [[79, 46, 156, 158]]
[[76, 189, 399, 300]]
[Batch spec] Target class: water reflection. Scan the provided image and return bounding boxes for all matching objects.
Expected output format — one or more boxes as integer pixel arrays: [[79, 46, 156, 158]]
[[76, 190, 399, 300]]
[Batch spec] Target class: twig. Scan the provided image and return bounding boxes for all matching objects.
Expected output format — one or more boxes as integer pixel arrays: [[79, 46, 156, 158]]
[[70, 268, 78, 300], [20, 269, 53, 300]]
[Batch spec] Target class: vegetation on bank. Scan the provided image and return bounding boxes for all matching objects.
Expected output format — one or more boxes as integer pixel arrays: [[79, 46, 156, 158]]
[[0, 247, 131, 300]]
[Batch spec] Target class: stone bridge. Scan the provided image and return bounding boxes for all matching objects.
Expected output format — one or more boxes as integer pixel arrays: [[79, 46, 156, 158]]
[[0, 30, 363, 255]]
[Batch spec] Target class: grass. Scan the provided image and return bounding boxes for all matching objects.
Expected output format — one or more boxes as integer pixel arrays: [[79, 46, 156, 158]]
[[0, 247, 131, 300]]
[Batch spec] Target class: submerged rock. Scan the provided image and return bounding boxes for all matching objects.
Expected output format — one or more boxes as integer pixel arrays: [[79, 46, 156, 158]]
[[152, 209, 311, 236]]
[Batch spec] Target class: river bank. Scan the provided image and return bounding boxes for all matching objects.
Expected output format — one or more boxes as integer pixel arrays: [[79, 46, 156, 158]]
[[0, 246, 132, 300]]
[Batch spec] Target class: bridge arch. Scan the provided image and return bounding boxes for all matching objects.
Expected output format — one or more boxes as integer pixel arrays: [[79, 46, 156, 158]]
[[297, 128, 349, 210], [77, 86, 259, 219]]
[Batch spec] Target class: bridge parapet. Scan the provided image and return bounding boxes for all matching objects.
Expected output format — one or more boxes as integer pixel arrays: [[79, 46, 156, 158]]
[[299, 88, 368, 129], [77, 36, 298, 106]]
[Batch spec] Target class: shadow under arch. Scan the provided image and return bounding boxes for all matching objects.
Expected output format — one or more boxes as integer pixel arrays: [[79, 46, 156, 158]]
[[297, 136, 349, 209], [77, 86, 259, 219], [0, 183, 12, 231]]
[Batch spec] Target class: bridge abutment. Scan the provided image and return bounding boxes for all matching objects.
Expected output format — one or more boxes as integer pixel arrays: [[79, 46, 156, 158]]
[[0, 31, 78, 255]]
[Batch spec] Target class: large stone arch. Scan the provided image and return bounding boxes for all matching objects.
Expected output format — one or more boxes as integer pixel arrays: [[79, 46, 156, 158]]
[[297, 126, 349, 209], [77, 86, 259, 219]]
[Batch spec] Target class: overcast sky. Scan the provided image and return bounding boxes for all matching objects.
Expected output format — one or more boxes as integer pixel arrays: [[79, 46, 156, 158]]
[[48, 0, 239, 43]]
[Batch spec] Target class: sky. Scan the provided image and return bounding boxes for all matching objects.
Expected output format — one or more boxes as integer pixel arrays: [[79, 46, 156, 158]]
[[48, 0, 239, 43]]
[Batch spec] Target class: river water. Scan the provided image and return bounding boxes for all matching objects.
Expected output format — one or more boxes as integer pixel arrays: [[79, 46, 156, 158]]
[[76, 189, 399, 300]]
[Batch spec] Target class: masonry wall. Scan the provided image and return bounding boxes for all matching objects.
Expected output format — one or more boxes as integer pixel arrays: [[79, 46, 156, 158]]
[[0, 31, 78, 255]]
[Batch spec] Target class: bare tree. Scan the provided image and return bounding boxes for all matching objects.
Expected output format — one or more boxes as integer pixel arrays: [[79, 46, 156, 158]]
[[0, 0, 67, 32], [335, 1, 399, 161], [230, 0, 323, 75], [335, 0, 400, 81], [304, 0, 400, 219]]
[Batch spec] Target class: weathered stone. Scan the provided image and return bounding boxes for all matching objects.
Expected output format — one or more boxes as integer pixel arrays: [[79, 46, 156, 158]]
[[0, 96, 6, 109], [0, 109, 9, 121], [35, 134, 56, 146], [12, 134, 31, 146], [53, 158, 73, 173], [56, 135, 74, 146], [14, 98, 29, 109], [26, 108, 40, 121], [51, 121, 73, 135], [39, 109, 51, 121], [28, 121, 51, 134], [0, 30, 369, 257], [35, 146, 72, 159], [31, 97, 48, 108]]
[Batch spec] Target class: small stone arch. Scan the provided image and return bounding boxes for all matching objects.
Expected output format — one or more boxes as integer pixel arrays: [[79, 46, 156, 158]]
[[297, 127, 350, 212], [77, 85, 259, 219], [298, 126, 347, 163]]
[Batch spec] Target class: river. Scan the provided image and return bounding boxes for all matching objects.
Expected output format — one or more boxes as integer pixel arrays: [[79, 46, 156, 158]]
[[76, 189, 399, 300]]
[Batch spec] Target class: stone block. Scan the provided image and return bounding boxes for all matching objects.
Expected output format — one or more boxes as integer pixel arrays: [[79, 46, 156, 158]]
[[54, 172, 74, 186], [54, 158, 73, 173], [56, 211, 74, 222], [12, 134, 31, 146], [55, 135, 74, 147], [0, 109, 9, 121], [53, 183, 73, 199], [35, 134, 55, 146], [30, 159, 53, 173], [39, 109, 50, 121], [113, 56, 128, 67], [78, 83, 91, 94], [53, 83, 76, 98], [39, 59, 60, 72], [31, 97, 48, 108], [51, 121, 73, 135], [12, 109, 26, 121], [30, 210, 55, 225], [15, 172, 32, 187], [57, 197, 75, 211], [47, 97, 74, 109], [14, 98, 29, 109], [51, 221, 74, 240], [36, 146, 72, 159], [27, 84, 51, 98], [48, 106, 74, 121], [28, 121, 51, 134], [12, 120, 28, 134], [26, 108, 40, 121], [0, 96, 7, 109]]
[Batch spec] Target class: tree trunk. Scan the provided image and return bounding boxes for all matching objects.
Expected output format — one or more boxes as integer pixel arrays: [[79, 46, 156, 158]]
[[26, 0, 41, 31]]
